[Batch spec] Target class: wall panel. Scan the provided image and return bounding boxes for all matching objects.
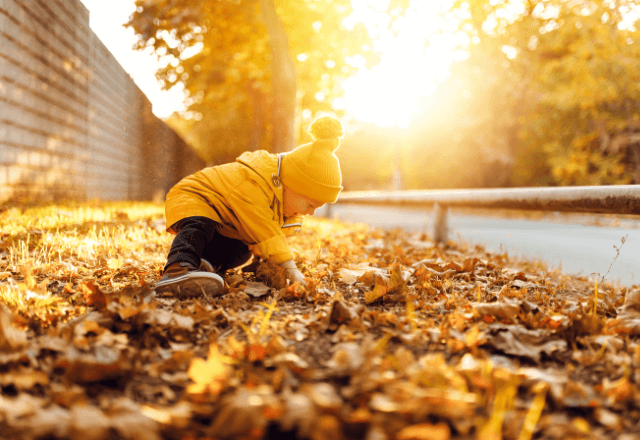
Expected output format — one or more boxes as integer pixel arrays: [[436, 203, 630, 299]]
[[0, 0, 204, 203]]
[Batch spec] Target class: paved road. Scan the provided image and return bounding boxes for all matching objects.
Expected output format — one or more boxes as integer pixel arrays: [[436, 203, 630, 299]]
[[315, 204, 640, 287]]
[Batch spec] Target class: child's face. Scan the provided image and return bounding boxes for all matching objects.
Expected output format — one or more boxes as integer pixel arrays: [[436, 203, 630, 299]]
[[283, 187, 324, 217]]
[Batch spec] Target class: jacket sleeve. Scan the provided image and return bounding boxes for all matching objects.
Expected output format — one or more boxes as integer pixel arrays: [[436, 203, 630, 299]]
[[225, 181, 293, 264]]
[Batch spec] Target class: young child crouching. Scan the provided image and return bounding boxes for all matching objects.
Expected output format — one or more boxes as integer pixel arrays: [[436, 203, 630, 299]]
[[155, 116, 344, 297]]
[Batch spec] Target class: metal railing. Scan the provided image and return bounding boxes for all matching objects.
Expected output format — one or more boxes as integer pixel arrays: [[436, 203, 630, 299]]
[[331, 185, 640, 243]]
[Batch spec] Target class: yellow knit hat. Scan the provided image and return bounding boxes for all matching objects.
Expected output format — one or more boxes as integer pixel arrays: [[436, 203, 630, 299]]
[[281, 116, 344, 204]]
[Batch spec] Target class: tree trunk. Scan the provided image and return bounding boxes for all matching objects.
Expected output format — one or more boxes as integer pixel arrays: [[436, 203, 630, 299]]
[[259, 0, 297, 153], [247, 80, 267, 151]]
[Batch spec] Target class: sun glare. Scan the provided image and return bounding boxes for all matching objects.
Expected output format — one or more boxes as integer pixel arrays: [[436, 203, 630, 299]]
[[79, 0, 187, 118], [80, 0, 465, 125], [342, 0, 462, 128]]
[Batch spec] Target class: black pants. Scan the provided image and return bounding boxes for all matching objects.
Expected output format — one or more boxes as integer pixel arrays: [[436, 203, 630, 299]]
[[165, 216, 251, 273]]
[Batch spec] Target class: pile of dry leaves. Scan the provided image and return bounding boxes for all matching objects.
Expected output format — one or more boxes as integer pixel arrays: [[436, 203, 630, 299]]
[[0, 202, 639, 440]]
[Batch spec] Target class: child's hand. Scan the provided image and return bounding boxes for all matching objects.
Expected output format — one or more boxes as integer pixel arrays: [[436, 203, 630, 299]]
[[286, 267, 307, 286], [280, 260, 307, 286]]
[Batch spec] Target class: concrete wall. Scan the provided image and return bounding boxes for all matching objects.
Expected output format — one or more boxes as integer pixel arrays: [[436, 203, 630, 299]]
[[0, 0, 204, 203]]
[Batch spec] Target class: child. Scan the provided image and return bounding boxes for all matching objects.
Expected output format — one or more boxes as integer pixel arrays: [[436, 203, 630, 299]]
[[155, 116, 344, 297]]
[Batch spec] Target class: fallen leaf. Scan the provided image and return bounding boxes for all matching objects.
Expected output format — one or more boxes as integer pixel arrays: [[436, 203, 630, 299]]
[[69, 404, 111, 440], [107, 258, 123, 270], [59, 346, 130, 384], [472, 302, 520, 322], [328, 299, 361, 327], [337, 263, 387, 285], [301, 382, 342, 411], [0, 306, 27, 352], [0, 368, 49, 390], [243, 281, 271, 298], [365, 275, 389, 304], [187, 344, 231, 398], [609, 288, 640, 334], [483, 325, 567, 363], [80, 282, 108, 310], [396, 422, 450, 440]]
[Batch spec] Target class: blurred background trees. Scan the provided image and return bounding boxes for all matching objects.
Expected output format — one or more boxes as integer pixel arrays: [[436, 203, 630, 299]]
[[447, 0, 640, 187], [128, 0, 640, 187], [127, 0, 377, 164]]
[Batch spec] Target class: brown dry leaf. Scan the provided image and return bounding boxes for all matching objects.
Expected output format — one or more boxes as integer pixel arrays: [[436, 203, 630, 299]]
[[483, 325, 567, 363], [279, 389, 317, 437], [594, 407, 622, 431], [140, 401, 192, 429], [301, 382, 342, 411], [10, 404, 72, 439], [0, 368, 49, 390], [69, 404, 111, 440], [423, 261, 446, 272], [462, 257, 478, 273], [0, 393, 46, 427], [80, 282, 108, 310], [387, 264, 406, 292], [268, 352, 310, 374], [208, 386, 273, 438], [243, 281, 271, 298], [328, 299, 362, 328], [326, 341, 364, 373], [0, 306, 27, 352], [601, 376, 636, 404], [140, 308, 194, 330], [58, 346, 130, 384], [110, 409, 161, 440], [608, 288, 640, 334], [247, 344, 268, 361], [337, 263, 387, 285], [472, 301, 520, 322], [337, 268, 364, 285], [365, 275, 389, 304], [256, 260, 289, 289], [226, 273, 245, 287]]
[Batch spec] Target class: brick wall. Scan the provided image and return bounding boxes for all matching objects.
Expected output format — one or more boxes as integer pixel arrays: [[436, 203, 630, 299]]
[[0, 0, 204, 203]]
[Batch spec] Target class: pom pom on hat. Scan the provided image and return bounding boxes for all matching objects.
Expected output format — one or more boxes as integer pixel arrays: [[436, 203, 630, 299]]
[[281, 116, 344, 204], [308, 116, 344, 143]]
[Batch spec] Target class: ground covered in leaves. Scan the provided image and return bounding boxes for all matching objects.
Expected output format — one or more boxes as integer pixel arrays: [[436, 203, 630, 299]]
[[1, 201, 640, 440]]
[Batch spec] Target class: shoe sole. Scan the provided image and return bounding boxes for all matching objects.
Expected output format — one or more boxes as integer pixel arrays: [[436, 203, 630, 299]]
[[200, 258, 215, 273], [155, 272, 224, 298]]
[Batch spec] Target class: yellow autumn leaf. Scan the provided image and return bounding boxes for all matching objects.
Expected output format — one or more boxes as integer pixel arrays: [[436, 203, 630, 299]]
[[187, 344, 231, 397], [387, 264, 406, 293], [518, 382, 548, 440], [365, 275, 388, 304], [464, 325, 485, 348], [397, 422, 450, 440], [107, 258, 123, 270]]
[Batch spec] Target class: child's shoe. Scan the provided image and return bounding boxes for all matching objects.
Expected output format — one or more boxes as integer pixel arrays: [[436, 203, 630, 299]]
[[155, 261, 224, 298], [199, 258, 216, 273]]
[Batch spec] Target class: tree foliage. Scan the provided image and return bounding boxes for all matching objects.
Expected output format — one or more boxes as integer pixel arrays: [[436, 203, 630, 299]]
[[445, 0, 640, 186], [127, 0, 377, 163]]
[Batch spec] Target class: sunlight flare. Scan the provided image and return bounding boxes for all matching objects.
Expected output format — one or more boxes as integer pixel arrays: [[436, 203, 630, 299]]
[[341, 0, 463, 127]]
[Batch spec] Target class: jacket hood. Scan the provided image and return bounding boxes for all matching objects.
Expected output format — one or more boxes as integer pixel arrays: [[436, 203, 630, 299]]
[[236, 150, 283, 198]]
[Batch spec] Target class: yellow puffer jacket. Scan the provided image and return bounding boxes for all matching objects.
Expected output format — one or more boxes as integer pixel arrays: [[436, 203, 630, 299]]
[[165, 150, 304, 264]]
